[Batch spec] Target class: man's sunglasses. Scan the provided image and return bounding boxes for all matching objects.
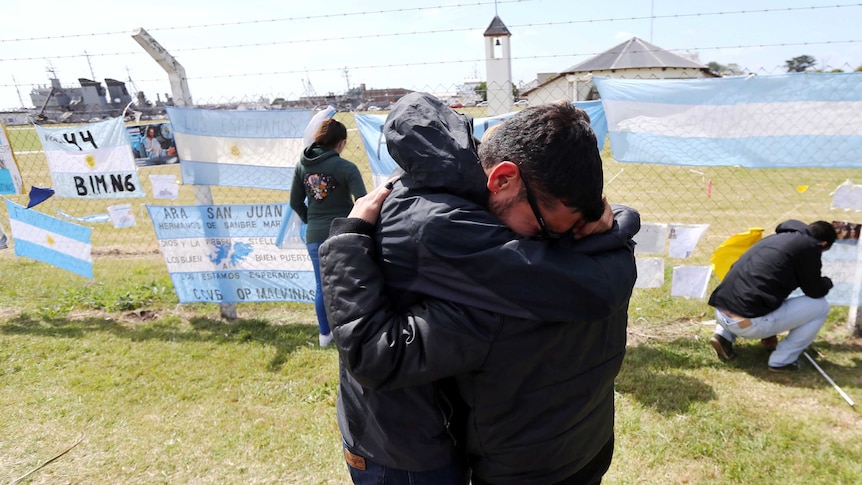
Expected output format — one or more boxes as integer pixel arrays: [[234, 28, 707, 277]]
[[520, 175, 567, 240]]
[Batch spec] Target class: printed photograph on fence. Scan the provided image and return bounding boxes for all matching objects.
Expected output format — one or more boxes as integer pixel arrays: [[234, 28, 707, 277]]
[[127, 123, 179, 167], [832, 220, 861, 244]]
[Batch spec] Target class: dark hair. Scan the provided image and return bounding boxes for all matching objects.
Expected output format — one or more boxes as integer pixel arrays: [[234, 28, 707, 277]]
[[478, 103, 604, 221], [313, 118, 347, 149], [808, 220, 838, 249]]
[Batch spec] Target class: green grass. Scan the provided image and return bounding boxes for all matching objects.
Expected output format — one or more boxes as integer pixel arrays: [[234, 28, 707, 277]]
[[2, 111, 861, 483], [1, 256, 860, 483]]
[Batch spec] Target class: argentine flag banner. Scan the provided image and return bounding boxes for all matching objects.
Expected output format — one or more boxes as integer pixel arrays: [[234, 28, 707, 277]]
[[148, 203, 315, 304], [5, 199, 93, 278], [595, 73, 862, 167], [0, 123, 24, 194], [34, 117, 144, 198], [355, 101, 608, 187], [166, 107, 313, 191]]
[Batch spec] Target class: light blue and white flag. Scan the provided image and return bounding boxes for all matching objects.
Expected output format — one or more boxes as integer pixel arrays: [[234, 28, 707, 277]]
[[148, 203, 315, 304], [5, 199, 93, 278], [166, 107, 313, 190], [34, 117, 144, 198], [595, 73, 862, 167], [355, 101, 608, 187], [0, 123, 24, 194]]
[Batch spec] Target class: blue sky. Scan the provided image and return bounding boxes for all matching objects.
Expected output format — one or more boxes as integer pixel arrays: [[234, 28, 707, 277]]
[[1, 0, 860, 110]]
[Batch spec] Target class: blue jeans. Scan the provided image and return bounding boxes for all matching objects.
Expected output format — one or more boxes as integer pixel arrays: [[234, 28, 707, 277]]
[[714, 296, 829, 366], [344, 446, 469, 485], [306, 242, 330, 336]]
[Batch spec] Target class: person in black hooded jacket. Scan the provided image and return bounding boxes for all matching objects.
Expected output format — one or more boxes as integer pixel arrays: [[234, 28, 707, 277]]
[[708, 220, 836, 372], [319, 94, 639, 485]]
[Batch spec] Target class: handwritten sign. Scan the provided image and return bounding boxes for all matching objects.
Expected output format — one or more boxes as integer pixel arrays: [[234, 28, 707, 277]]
[[35, 117, 144, 199], [147, 203, 315, 304]]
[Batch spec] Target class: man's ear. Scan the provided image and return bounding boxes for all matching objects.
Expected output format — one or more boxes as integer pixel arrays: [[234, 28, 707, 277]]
[[486, 161, 520, 193]]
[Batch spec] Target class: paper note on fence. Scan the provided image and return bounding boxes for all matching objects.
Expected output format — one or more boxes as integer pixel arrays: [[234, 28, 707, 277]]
[[671, 265, 711, 299], [832, 180, 862, 211], [147, 203, 315, 304], [34, 117, 144, 198], [812, 243, 862, 306], [0, 123, 24, 194], [633, 222, 668, 254], [5, 199, 93, 278], [355, 100, 608, 187], [166, 107, 313, 191], [668, 223, 709, 258], [635, 257, 664, 288], [108, 203, 136, 228], [150, 174, 179, 199], [595, 74, 862, 167]]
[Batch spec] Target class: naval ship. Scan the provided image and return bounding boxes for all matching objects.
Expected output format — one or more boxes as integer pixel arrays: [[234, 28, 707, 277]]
[[29, 74, 166, 123]]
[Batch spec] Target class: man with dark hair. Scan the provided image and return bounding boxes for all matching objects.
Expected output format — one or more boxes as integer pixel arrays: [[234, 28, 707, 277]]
[[708, 220, 837, 372], [320, 94, 638, 484]]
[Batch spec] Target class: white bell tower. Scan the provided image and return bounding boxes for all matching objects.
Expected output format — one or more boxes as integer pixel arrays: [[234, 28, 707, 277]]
[[483, 15, 513, 116]]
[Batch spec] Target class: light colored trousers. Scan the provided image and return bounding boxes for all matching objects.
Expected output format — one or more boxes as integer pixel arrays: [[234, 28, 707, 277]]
[[714, 296, 829, 367]]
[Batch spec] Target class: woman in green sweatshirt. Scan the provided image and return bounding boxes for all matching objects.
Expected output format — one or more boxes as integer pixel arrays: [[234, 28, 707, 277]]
[[290, 118, 367, 347]]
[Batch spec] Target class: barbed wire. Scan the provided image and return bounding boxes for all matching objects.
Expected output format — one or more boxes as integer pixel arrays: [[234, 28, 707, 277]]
[[0, 2, 859, 58], [0, 39, 858, 89], [0, 0, 536, 43]]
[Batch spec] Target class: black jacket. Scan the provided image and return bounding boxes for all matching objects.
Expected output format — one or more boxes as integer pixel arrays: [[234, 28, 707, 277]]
[[709, 219, 832, 317], [320, 92, 639, 482]]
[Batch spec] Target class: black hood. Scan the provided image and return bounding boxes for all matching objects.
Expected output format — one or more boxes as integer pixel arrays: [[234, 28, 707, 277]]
[[775, 219, 809, 235], [384, 92, 489, 205]]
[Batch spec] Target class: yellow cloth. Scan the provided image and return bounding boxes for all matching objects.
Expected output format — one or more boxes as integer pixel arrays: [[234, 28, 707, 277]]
[[710, 228, 764, 281]]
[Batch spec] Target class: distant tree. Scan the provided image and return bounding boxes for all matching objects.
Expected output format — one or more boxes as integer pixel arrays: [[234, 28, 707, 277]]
[[785, 55, 817, 73], [707, 61, 726, 75], [856, 64, 862, 72], [725, 63, 745, 75], [474, 81, 487, 101], [474, 81, 518, 101], [707, 61, 746, 76]]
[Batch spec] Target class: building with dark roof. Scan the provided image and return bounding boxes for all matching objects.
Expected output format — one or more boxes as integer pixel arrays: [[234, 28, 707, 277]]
[[522, 37, 717, 102]]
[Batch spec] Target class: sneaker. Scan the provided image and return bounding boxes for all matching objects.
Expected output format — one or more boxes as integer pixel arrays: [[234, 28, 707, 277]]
[[319, 332, 333, 348], [768, 361, 800, 372], [710, 334, 737, 362], [760, 336, 778, 351]]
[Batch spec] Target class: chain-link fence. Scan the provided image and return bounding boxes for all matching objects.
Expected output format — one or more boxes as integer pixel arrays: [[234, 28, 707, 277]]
[[2, 74, 862, 320]]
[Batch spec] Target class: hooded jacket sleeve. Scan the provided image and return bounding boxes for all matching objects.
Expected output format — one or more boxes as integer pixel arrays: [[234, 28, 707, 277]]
[[795, 244, 833, 298], [400, 200, 639, 322], [289, 165, 308, 223], [320, 218, 496, 390]]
